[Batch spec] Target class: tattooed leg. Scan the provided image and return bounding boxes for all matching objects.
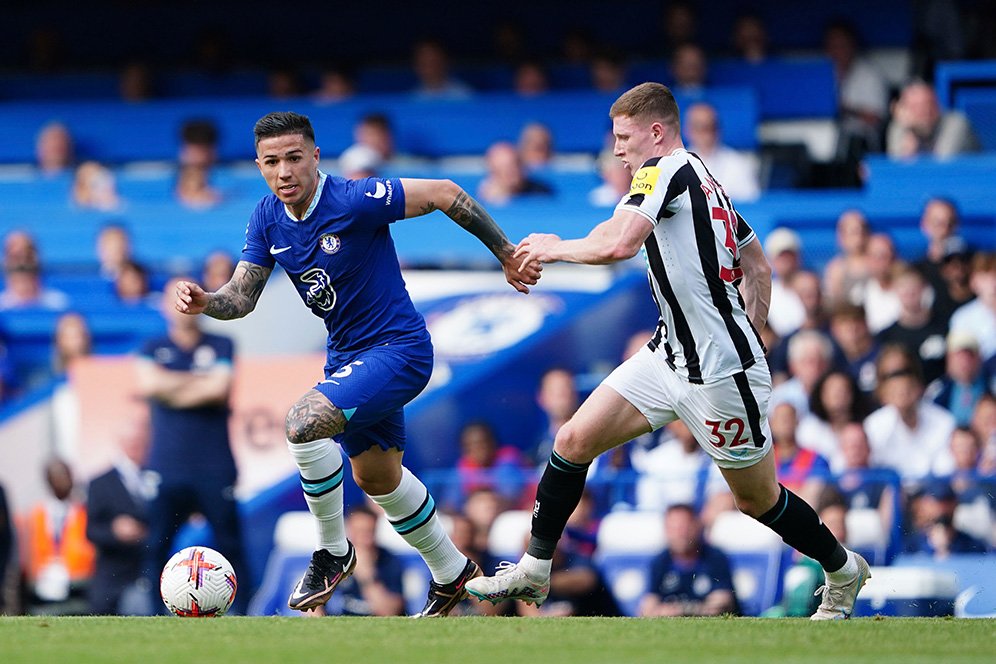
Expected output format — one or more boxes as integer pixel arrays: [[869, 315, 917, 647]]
[[284, 389, 350, 560], [285, 389, 348, 444]]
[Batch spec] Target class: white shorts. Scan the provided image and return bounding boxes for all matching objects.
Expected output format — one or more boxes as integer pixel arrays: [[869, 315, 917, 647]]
[[602, 346, 773, 469]]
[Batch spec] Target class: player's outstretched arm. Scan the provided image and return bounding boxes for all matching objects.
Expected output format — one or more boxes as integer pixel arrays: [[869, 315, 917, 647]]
[[514, 209, 653, 269], [737, 236, 772, 332], [175, 260, 272, 320], [400, 178, 540, 293]]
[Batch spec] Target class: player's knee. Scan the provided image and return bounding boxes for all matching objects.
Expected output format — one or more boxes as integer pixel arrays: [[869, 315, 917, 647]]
[[553, 421, 596, 464], [732, 488, 780, 518], [351, 466, 397, 496], [284, 412, 319, 446]]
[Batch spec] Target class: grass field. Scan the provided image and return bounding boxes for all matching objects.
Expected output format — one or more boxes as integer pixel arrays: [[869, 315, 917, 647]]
[[1, 616, 994, 664]]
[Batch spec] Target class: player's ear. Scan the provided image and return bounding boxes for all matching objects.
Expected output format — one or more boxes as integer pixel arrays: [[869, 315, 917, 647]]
[[314, 146, 321, 162], [254, 158, 262, 173]]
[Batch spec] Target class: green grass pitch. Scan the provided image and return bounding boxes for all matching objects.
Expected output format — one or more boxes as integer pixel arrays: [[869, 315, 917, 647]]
[[1, 616, 993, 664]]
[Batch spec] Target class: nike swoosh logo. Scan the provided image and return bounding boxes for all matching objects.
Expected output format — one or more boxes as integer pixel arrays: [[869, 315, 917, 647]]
[[364, 182, 386, 199], [270, 245, 292, 255]]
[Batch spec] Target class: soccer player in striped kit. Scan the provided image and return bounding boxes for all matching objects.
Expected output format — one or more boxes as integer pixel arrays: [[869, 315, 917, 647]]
[[467, 83, 870, 620]]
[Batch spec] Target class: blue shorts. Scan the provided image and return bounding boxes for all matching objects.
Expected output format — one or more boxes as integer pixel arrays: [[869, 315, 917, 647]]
[[315, 343, 433, 457]]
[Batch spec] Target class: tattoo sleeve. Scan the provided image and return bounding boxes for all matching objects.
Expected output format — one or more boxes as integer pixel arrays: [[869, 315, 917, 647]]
[[204, 260, 272, 320], [445, 191, 514, 260]]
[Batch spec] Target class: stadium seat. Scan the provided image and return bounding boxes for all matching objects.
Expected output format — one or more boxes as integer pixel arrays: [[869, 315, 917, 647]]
[[597, 553, 657, 617], [845, 508, 888, 566], [708, 510, 784, 616], [854, 566, 959, 617], [487, 509, 532, 560], [953, 500, 993, 546], [247, 550, 311, 616], [595, 511, 665, 555], [273, 511, 318, 554]]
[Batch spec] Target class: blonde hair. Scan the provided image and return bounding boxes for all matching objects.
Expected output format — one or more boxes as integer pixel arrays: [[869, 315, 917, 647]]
[[609, 82, 680, 131]]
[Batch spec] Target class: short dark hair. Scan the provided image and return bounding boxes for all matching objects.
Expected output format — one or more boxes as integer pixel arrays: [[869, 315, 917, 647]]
[[360, 112, 392, 132], [253, 111, 315, 148]]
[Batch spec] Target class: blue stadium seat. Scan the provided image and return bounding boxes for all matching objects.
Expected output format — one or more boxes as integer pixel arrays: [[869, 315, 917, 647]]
[[957, 88, 996, 151], [597, 554, 655, 617], [853, 566, 958, 617]]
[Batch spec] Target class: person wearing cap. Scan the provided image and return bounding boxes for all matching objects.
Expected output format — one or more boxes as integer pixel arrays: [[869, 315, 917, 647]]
[[925, 330, 993, 427], [949, 252, 996, 362], [764, 227, 806, 338], [864, 362, 955, 484]]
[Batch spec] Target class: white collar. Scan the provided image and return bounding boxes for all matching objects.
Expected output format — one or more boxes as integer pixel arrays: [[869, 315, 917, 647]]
[[284, 170, 327, 222]]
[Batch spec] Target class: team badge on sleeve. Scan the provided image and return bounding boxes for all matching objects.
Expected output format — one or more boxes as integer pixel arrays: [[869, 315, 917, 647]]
[[320, 233, 342, 255], [629, 166, 661, 196]]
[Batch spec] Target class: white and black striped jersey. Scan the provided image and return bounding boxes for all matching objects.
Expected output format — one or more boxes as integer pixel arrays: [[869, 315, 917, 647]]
[[617, 148, 766, 384]]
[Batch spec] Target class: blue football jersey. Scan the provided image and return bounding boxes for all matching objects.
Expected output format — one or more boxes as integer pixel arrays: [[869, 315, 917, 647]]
[[241, 172, 430, 365]]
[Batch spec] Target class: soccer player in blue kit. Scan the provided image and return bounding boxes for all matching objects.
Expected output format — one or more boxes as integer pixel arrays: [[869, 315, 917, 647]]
[[174, 112, 540, 616]]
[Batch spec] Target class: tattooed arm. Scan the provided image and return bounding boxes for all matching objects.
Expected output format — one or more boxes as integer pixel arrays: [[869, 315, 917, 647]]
[[399, 178, 541, 293], [174, 260, 272, 320]]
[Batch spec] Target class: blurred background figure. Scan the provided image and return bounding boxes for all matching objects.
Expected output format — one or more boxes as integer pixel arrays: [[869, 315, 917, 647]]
[[633, 419, 713, 513], [312, 64, 356, 103], [177, 118, 219, 170], [949, 253, 996, 362], [887, 81, 978, 159], [864, 364, 956, 484], [770, 402, 830, 507], [71, 161, 121, 211], [35, 122, 75, 176], [904, 480, 987, 558], [477, 141, 552, 205], [517, 122, 554, 171], [532, 367, 579, 465], [763, 228, 806, 339], [670, 43, 708, 94], [684, 102, 759, 201], [324, 506, 404, 616], [51, 312, 92, 376], [858, 233, 903, 334], [822, 209, 870, 308], [0, 231, 68, 312], [639, 504, 737, 617], [824, 19, 889, 157], [926, 331, 991, 427], [86, 409, 154, 615], [731, 13, 769, 63], [877, 267, 948, 385], [411, 38, 472, 99], [450, 420, 527, 508], [113, 260, 154, 306], [16, 458, 95, 615], [771, 330, 834, 417], [352, 113, 396, 164], [513, 60, 549, 97], [175, 164, 222, 208], [136, 278, 245, 613], [201, 251, 236, 293], [828, 303, 879, 397], [588, 150, 631, 207], [119, 61, 154, 101], [267, 65, 303, 99], [915, 197, 960, 293], [589, 50, 627, 94], [95, 223, 133, 282], [797, 370, 871, 472], [337, 144, 382, 180]]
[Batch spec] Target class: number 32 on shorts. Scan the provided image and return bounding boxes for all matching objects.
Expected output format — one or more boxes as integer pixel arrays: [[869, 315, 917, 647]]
[[704, 418, 750, 448]]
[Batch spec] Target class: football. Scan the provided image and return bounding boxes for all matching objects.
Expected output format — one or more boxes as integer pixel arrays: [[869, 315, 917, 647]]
[[160, 546, 237, 617]]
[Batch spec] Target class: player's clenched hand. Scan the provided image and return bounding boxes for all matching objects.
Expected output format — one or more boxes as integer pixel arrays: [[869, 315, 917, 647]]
[[175, 280, 209, 315], [500, 250, 542, 294], [514, 233, 561, 272]]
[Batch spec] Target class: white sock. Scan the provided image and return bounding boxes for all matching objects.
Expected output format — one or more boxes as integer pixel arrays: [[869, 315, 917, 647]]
[[519, 552, 552, 580], [287, 438, 347, 556], [369, 467, 466, 584], [826, 549, 859, 584]]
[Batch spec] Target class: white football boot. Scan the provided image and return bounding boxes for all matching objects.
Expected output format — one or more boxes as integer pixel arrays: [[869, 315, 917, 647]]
[[465, 560, 551, 606], [810, 552, 871, 620]]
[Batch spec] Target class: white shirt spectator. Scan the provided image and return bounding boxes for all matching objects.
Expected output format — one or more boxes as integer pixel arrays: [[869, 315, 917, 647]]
[[864, 401, 956, 482], [839, 59, 889, 121], [861, 279, 902, 334], [770, 377, 810, 418], [630, 438, 724, 511], [696, 146, 760, 202], [949, 299, 996, 361], [767, 279, 806, 337]]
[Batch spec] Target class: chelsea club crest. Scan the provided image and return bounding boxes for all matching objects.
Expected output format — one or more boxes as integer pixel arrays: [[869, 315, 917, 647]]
[[319, 233, 341, 255]]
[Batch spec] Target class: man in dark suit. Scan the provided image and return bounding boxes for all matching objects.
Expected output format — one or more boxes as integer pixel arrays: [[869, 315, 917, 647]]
[[86, 412, 153, 615]]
